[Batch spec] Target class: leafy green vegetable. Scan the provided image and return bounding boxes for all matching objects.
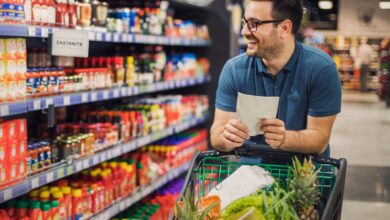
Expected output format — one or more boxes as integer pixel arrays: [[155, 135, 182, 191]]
[[225, 207, 265, 220], [222, 195, 264, 218]]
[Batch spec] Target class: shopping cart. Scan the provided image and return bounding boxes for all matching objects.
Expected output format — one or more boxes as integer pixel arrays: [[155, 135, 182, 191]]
[[176, 144, 347, 220]]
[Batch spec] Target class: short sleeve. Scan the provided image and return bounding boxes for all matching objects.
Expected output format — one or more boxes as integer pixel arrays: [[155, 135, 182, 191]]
[[308, 64, 341, 117], [215, 61, 238, 112]]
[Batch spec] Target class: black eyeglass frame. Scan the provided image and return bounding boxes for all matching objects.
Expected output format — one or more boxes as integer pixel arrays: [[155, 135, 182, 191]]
[[241, 17, 284, 32]]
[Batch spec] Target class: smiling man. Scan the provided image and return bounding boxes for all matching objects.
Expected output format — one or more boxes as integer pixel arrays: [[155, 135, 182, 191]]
[[210, 0, 341, 157]]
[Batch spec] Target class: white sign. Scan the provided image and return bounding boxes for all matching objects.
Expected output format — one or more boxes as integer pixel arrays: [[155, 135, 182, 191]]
[[51, 29, 89, 57]]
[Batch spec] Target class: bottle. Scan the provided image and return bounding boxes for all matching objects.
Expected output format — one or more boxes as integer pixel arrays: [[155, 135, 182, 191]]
[[67, 0, 77, 28], [40, 0, 48, 25], [52, 191, 66, 220], [96, 0, 108, 27], [71, 189, 82, 220], [113, 57, 125, 87], [25, 0, 32, 24], [60, 186, 72, 220], [55, 0, 64, 27], [90, 0, 99, 26], [40, 191, 51, 203], [79, 0, 91, 27], [28, 201, 43, 220], [29, 189, 40, 200], [32, 0, 41, 25], [41, 203, 52, 220], [51, 200, 60, 220], [47, 0, 56, 26], [125, 56, 135, 87], [16, 200, 29, 218]]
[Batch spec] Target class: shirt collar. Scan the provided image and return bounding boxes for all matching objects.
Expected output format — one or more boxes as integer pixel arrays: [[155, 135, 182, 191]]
[[256, 41, 301, 74]]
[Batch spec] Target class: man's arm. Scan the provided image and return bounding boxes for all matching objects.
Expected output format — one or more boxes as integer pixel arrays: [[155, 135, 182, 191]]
[[210, 108, 250, 152], [262, 115, 337, 154]]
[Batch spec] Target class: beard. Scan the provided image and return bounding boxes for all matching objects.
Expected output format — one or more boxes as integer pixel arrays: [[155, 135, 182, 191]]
[[246, 29, 283, 59]]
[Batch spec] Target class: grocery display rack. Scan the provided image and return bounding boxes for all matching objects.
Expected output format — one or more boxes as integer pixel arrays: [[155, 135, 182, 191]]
[[0, 24, 210, 46], [0, 75, 211, 117], [0, 0, 232, 218], [0, 114, 208, 203]]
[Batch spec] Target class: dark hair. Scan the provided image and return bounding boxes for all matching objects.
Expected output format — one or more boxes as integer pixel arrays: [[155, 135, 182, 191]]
[[252, 0, 303, 35]]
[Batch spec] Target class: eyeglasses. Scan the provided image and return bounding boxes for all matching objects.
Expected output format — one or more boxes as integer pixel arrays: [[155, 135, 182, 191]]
[[241, 17, 284, 32]]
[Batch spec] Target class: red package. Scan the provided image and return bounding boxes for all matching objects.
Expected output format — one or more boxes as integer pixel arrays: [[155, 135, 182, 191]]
[[17, 119, 27, 138], [0, 140, 5, 164], [18, 136, 27, 160], [5, 120, 18, 143], [0, 162, 7, 185], [17, 159, 27, 178], [8, 139, 18, 160]]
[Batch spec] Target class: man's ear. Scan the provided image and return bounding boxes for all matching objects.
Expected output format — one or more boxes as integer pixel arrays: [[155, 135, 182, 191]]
[[279, 19, 293, 39]]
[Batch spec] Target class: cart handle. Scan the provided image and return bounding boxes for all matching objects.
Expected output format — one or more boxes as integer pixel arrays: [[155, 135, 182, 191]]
[[203, 143, 342, 167]]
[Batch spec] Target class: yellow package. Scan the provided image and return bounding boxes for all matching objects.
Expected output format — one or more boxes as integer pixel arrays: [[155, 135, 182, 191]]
[[15, 38, 26, 59], [5, 39, 17, 60]]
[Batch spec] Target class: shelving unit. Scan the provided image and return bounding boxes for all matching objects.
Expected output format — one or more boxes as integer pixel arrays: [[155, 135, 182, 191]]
[[0, 75, 211, 117], [0, 114, 208, 203], [0, 24, 210, 46], [0, 0, 226, 218]]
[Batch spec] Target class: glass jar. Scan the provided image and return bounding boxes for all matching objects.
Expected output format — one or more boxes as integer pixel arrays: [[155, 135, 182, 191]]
[[79, 0, 92, 27]]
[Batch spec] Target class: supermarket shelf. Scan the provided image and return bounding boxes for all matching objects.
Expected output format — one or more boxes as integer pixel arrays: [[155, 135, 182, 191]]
[[0, 114, 208, 203], [0, 24, 210, 46], [91, 161, 191, 220], [0, 75, 211, 116]]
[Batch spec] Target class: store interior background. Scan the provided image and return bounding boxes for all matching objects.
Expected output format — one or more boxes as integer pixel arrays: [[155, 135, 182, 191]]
[[230, 0, 390, 219]]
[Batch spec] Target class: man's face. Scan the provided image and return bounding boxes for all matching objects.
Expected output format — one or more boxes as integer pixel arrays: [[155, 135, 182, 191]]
[[241, 1, 283, 59]]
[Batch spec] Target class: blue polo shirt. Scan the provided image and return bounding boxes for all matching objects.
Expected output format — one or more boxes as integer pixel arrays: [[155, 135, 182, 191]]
[[215, 42, 341, 157]]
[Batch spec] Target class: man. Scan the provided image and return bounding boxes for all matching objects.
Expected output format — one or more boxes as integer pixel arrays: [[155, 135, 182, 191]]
[[357, 37, 373, 92], [210, 0, 341, 157]]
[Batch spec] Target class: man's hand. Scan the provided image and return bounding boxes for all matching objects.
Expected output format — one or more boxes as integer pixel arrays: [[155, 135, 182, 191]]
[[222, 119, 250, 151], [261, 119, 286, 149]]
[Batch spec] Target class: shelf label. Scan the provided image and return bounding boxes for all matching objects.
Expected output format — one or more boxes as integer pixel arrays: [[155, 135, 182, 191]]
[[83, 159, 89, 169], [96, 32, 103, 41], [0, 105, 9, 116], [103, 91, 109, 99], [113, 147, 121, 157], [88, 32, 96, 40], [28, 26, 36, 36], [51, 29, 89, 58], [133, 87, 139, 95], [122, 34, 128, 42], [93, 155, 99, 165], [113, 89, 119, 98], [75, 162, 82, 172], [113, 33, 119, 42], [33, 100, 41, 110], [120, 87, 127, 96], [138, 135, 151, 147], [101, 152, 107, 162], [46, 172, 54, 183], [3, 188, 13, 201], [105, 32, 112, 41], [67, 165, 73, 175], [82, 93, 88, 102], [45, 98, 53, 108], [119, 202, 126, 211], [41, 27, 49, 37], [31, 177, 39, 189], [64, 96, 70, 105], [57, 168, 65, 179], [91, 92, 97, 101]]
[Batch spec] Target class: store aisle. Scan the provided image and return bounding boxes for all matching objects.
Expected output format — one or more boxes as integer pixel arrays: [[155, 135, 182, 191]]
[[330, 92, 390, 219]]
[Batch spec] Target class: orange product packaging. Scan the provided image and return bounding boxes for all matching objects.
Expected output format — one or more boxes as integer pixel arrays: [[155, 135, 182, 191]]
[[4, 39, 17, 60], [0, 39, 5, 60], [17, 158, 27, 179], [18, 119, 27, 139], [6, 79, 18, 102], [15, 38, 26, 59], [28, 201, 43, 220], [51, 200, 60, 220], [60, 186, 72, 220], [0, 162, 7, 187], [72, 189, 83, 220], [52, 191, 66, 220], [16, 78, 27, 100]]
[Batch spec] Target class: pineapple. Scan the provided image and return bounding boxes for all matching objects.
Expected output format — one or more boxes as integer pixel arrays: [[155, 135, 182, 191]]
[[289, 157, 321, 220], [175, 190, 221, 220]]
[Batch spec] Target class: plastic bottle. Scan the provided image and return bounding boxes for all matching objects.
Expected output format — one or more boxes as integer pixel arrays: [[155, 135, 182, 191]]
[[28, 201, 42, 220], [41, 203, 51, 220], [60, 186, 72, 220], [51, 200, 60, 220], [16, 200, 29, 218], [29, 190, 40, 201], [40, 191, 51, 203], [71, 189, 82, 220], [52, 191, 66, 220]]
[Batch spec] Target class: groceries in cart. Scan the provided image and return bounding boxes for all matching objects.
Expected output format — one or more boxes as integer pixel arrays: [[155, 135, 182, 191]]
[[175, 157, 322, 220]]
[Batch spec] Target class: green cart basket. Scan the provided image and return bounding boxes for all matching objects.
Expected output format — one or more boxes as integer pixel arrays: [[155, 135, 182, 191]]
[[178, 144, 347, 220]]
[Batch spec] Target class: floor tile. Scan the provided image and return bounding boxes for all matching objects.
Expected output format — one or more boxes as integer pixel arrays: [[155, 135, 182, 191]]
[[342, 200, 390, 220]]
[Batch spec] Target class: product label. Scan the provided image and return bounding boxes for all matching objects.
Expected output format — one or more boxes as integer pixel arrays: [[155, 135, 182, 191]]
[[20, 141, 25, 154], [20, 162, 25, 174], [0, 61, 5, 78], [48, 6, 56, 24], [16, 59, 27, 75], [20, 120, 25, 133], [96, 5, 108, 22], [32, 4, 41, 23], [24, 0, 32, 22], [11, 164, 16, 178], [40, 5, 48, 24], [10, 123, 15, 137], [0, 148, 4, 160], [0, 169, 5, 181], [6, 60, 17, 76], [11, 143, 16, 157]]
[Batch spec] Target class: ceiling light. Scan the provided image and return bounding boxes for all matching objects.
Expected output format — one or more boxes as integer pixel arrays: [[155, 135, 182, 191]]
[[379, 1, 390, 9], [318, 0, 333, 10]]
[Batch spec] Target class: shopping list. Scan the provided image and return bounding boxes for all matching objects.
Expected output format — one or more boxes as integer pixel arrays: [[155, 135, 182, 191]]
[[237, 92, 279, 136]]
